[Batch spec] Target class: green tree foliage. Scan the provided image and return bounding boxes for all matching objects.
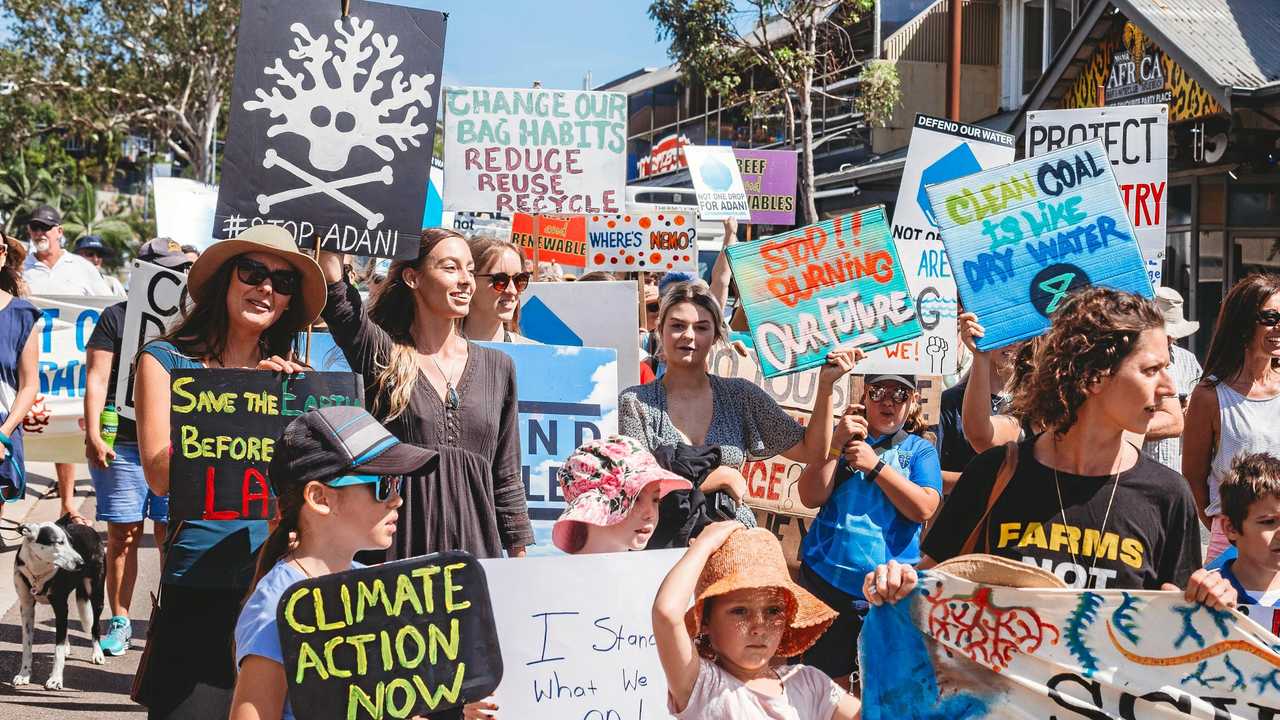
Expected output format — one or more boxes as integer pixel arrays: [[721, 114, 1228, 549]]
[[0, 150, 67, 235], [59, 176, 136, 264]]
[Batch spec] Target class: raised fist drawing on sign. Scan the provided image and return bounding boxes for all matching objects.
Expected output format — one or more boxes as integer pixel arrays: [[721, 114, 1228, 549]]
[[926, 336, 948, 374]]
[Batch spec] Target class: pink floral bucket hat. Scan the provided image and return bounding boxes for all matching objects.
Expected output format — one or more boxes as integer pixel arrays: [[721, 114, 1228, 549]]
[[552, 435, 691, 553]]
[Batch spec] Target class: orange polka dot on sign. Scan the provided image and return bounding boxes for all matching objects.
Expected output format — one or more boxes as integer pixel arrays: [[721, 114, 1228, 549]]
[[607, 220, 616, 229], [650, 252, 661, 264], [591, 216, 600, 222], [624, 216, 631, 222], [673, 215, 686, 226], [666, 263, 673, 269], [625, 256, 635, 265], [593, 253, 606, 265], [639, 217, 651, 229], [610, 257, 618, 264]]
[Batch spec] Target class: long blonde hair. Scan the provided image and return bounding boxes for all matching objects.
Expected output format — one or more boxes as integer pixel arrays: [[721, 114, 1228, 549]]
[[367, 228, 466, 420]]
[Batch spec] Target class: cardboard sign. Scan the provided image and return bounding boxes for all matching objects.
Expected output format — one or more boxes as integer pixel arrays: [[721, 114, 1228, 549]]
[[477, 342, 617, 556], [478, 550, 680, 719], [154, 178, 218, 251], [511, 214, 587, 268], [684, 146, 752, 220], [734, 148, 798, 225], [726, 207, 922, 378], [860, 570, 1280, 719], [862, 114, 1015, 376], [1027, 105, 1168, 286], [278, 552, 502, 718], [443, 86, 627, 214], [167, 369, 363, 522], [518, 281, 640, 388], [215, 0, 445, 259], [927, 140, 1153, 351], [585, 212, 697, 272], [116, 261, 188, 421]]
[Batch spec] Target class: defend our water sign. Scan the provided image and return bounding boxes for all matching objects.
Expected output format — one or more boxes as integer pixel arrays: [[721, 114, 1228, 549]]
[[444, 86, 627, 214], [215, 0, 446, 260], [167, 369, 363, 523], [725, 206, 921, 378], [586, 212, 698, 272], [733, 148, 798, 225], [926, 139, 1153, 351], [684, 146, 752, 221], [278, 552, 503, 719], [861, 113, 1014, 376], [1027, 105, 1167, 286]]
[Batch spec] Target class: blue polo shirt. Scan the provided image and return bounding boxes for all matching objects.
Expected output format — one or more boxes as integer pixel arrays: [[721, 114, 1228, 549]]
[[801, 432, 942, 598]]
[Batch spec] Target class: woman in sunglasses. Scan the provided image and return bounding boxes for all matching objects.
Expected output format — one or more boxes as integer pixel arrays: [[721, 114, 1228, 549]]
[[1184, 273, 1280, 561], [793, 374, 940, 690], [132, 225, 326, 718], [461, 236, 535, 344], [317, 229, 533, 563]]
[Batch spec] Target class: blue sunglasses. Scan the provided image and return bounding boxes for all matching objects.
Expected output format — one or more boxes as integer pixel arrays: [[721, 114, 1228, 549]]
[[324, 474, 403, 502]]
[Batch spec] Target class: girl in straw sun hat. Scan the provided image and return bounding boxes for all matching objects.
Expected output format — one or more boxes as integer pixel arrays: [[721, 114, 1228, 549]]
[[653, 521, 861, 719]]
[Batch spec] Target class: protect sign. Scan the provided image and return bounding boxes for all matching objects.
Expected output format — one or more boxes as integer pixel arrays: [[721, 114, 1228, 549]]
[[734, 148, 798, 225], [167, 369, 362, 522], [443, 86, 627, 214], [862, 114, 1015, 376], [726, 206, 921, 378], [585, 212, 697, 272], [1027, 105, 1168, 286], [927, 140, 1152, 351], [116, 261, 187, 421], [511, 213, 587, 268], [684, 146, 752, 221], [278, 552, 502, 719]]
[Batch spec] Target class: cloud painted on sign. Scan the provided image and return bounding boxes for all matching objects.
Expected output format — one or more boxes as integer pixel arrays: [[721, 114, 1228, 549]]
[[583, 360, 619, 433], [554, 345, 583, 356]]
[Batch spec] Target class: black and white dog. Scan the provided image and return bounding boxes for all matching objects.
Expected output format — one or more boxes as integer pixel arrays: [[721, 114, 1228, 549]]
[[12, 515, 106, 689]]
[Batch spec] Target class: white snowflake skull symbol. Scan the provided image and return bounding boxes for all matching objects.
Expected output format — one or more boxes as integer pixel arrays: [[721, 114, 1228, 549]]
[[245, 15, 436, 173]]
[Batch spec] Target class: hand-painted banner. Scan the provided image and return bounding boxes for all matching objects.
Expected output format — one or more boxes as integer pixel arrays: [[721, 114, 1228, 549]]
[[476, 342, 617, 557], [862, 114, 1015, 376], [684, 146, 752, 221], [860, 570, 1280, 719], [927, 139, 1153, 350], [215, 0, 446, 259], [734, 148, 798, 225], [443, 86, 627, 214], [585, 211, 697, 272], [518, 280, 639, 388], [116, 261, 188, 421], [1027, 105, 1168, 286], [726, 207, 922, 378], [511, 213, 587, 268]]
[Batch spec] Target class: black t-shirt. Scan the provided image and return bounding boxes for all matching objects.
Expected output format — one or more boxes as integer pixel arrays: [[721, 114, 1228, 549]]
[[923, 439, 1201, 590], [85, 302, 137, 443], [936, 377, 1005, 473]]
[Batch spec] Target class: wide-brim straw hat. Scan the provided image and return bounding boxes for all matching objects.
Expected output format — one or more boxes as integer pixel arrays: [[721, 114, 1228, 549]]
[[932, 554, 1066, 589], [187, 225, 326, 330], [684, 527, 837, 657]]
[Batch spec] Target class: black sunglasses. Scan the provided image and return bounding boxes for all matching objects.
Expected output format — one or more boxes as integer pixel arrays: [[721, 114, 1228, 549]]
[[234, 257, 300, 295], [868, 385, 911, 405], [1259, 310, 1280, 327], [27, 222, 54, 233], [476, 271, 530, 293]]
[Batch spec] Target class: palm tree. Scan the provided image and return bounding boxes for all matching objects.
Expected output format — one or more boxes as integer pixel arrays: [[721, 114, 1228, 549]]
[[0, 151, 64, 235], [59, 176, 135, 264]]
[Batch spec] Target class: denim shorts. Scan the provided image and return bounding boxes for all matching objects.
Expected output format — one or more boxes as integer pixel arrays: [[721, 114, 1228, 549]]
[[89, 441, 169, 524]]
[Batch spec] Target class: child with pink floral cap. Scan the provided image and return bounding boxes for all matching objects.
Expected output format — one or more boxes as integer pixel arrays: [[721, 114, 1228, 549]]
[[553, 435, 692, 554]]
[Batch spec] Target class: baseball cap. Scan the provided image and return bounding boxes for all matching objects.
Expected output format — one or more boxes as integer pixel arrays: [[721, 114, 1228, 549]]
[[137, 237, 194, 270], [28, 205, 60, 228], [267, 406, 439, 496], [74, 235, 109, 254], [866, 374, 916, 389]]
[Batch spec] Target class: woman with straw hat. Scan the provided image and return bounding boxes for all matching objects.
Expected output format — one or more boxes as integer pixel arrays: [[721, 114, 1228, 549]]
[[132, 225, 326, 719], [653, 521, 861, 719]]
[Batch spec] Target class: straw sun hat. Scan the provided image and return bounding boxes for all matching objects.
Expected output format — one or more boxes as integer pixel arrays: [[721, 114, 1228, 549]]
[[186, 225, 326, 330], [684, 528, 837, 658]]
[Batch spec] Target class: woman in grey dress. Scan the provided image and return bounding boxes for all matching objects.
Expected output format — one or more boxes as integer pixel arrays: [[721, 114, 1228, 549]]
[[318, 230, 533, 561]]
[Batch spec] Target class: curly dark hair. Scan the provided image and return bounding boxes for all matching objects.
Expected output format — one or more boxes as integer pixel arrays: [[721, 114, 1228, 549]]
[[1009, 287, 1164, 434]]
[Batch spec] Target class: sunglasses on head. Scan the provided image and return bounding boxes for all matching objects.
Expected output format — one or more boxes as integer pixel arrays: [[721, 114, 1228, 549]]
[[475, 271, 530, 293], [868, 385, 911, 405], [1259, 310, 1280, 327], [324, 474, 403, 502], [234, 256, 300, 295]]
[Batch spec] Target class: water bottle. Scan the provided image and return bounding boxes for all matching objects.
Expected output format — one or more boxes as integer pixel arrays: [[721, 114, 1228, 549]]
[[100, 405, 118, 465]]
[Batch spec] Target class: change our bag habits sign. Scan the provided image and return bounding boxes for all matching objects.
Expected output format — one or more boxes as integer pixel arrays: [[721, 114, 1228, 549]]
[[860, 114, 1015, 376], [734, 148, 798, 225], [1026, 105, 1169, 286], [926, 139, 1153, 351], [277, 552, 503, 719], [726, 206, 922, 378], [585, 211, 698, 272], [684, 145, 752, 221], [859, 570, 1280, 720], [166, 369, 363, 523], [116, 261, 188, 421], [443, 86, 627, 214], [214, 0, 446, 260]]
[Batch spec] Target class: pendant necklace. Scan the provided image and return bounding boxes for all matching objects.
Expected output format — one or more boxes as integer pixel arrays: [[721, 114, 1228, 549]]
[[428, 353, 461, 410], [1052, 438, 1121, 581]]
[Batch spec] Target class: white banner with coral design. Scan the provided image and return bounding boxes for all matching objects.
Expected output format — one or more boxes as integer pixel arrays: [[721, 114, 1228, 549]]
[[21, 296, 116, 463], [859, 569, 1280, 719]]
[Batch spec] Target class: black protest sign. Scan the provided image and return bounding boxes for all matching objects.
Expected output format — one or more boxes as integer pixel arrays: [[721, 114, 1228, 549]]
[[215, 0, 446, 259], [277, 552, 503, 719], [167, 369, 363, 523]]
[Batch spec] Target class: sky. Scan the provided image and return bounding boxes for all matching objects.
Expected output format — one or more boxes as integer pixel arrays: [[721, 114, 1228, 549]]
[[397, 0, 672, 91]]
